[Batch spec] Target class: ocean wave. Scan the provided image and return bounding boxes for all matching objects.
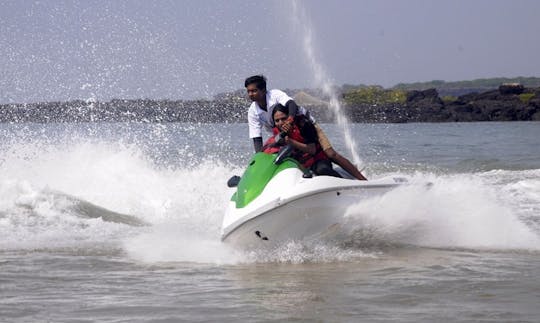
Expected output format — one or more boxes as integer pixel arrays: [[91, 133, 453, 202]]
[[1, 129, 539, 261]]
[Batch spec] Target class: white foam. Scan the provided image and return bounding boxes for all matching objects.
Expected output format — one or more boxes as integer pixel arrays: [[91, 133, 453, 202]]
[[344, 173, 540, 250], [0, 139, 238, 253], [0, 179, 132, 250], [123, 222, 244, 265], [2, 136, 539, 260], [242, 241, 377, 264]]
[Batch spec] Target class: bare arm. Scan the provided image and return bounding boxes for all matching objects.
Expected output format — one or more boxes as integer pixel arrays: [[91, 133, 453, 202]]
[[285, 137, 316, 155]]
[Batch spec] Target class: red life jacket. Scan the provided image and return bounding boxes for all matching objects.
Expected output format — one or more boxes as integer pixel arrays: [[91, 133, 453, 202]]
[[262, 122, 327, 168]]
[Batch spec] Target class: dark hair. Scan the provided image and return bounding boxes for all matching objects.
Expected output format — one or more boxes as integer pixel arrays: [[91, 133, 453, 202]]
[[244, 75, 267, 90], [272, 103, 289, 119]]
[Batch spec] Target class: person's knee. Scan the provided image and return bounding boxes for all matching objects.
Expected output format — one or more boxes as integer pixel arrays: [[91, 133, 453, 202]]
[[312, 160, 340, 178], [323, 148, 338, 160]]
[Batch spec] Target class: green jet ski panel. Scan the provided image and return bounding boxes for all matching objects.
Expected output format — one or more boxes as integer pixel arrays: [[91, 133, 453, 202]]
[[232, 152, 302, 209]]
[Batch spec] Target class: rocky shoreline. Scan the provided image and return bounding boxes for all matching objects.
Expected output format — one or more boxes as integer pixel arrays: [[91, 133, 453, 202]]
[[1, 85, 539, 123], [340, 84, 540, 123]]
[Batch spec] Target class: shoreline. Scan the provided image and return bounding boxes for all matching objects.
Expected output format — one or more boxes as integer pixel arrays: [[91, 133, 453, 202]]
[[1, 85, 539, 123]]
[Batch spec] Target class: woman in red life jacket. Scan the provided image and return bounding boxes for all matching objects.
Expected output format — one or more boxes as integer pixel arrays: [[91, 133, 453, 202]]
[[263, 104, 342, 178]]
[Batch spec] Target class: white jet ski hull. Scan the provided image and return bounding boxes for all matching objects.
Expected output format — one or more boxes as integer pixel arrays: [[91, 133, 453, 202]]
[[221, 168, 406, 249]]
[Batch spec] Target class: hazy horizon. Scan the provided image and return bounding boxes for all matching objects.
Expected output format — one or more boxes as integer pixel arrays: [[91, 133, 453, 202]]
[[1, 0, 539, 103]]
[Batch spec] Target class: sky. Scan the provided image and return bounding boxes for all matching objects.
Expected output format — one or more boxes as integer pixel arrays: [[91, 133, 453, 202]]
[[1, 0, 539, 103]]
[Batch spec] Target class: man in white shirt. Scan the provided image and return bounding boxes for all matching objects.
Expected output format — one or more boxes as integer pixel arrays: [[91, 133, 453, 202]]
[[245, 75, 367, 180]]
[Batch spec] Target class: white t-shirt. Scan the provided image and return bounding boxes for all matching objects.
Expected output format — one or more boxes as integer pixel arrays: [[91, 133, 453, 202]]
[[247, 89, 312, 138]]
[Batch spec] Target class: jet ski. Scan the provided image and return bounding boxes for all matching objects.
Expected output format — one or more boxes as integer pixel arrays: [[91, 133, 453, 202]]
[[221, 146, 408, 249]]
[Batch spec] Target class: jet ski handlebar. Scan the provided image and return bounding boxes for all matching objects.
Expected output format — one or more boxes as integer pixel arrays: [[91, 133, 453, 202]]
[[274, 144, 293, 165]]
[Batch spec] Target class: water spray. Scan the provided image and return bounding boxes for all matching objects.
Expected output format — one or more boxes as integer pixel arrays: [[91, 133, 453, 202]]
[[290, 0, 363, 166]]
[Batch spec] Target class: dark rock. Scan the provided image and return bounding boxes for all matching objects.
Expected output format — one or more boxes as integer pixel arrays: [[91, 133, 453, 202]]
[[406, 88, 441, 104], [499, 83, 525, 95]]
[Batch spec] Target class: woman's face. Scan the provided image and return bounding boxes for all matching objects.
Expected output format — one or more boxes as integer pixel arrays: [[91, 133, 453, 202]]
[[273, 111, 287, 130]]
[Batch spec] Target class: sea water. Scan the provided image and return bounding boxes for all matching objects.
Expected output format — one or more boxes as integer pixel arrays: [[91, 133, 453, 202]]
[[1, 121, 539, 322]]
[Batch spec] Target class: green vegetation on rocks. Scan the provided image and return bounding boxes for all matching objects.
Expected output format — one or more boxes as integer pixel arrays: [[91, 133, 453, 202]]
[[519, 93, 535, 103], [442, 95, 457, 103], [342, 86, 407, 105], [393, 77, 540, 91]]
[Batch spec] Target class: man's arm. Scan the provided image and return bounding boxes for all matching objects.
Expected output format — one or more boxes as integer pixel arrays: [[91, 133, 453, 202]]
[[248, 105, 263, 152], [253, 137, 263, 152], [285, 100, 299, 118]]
